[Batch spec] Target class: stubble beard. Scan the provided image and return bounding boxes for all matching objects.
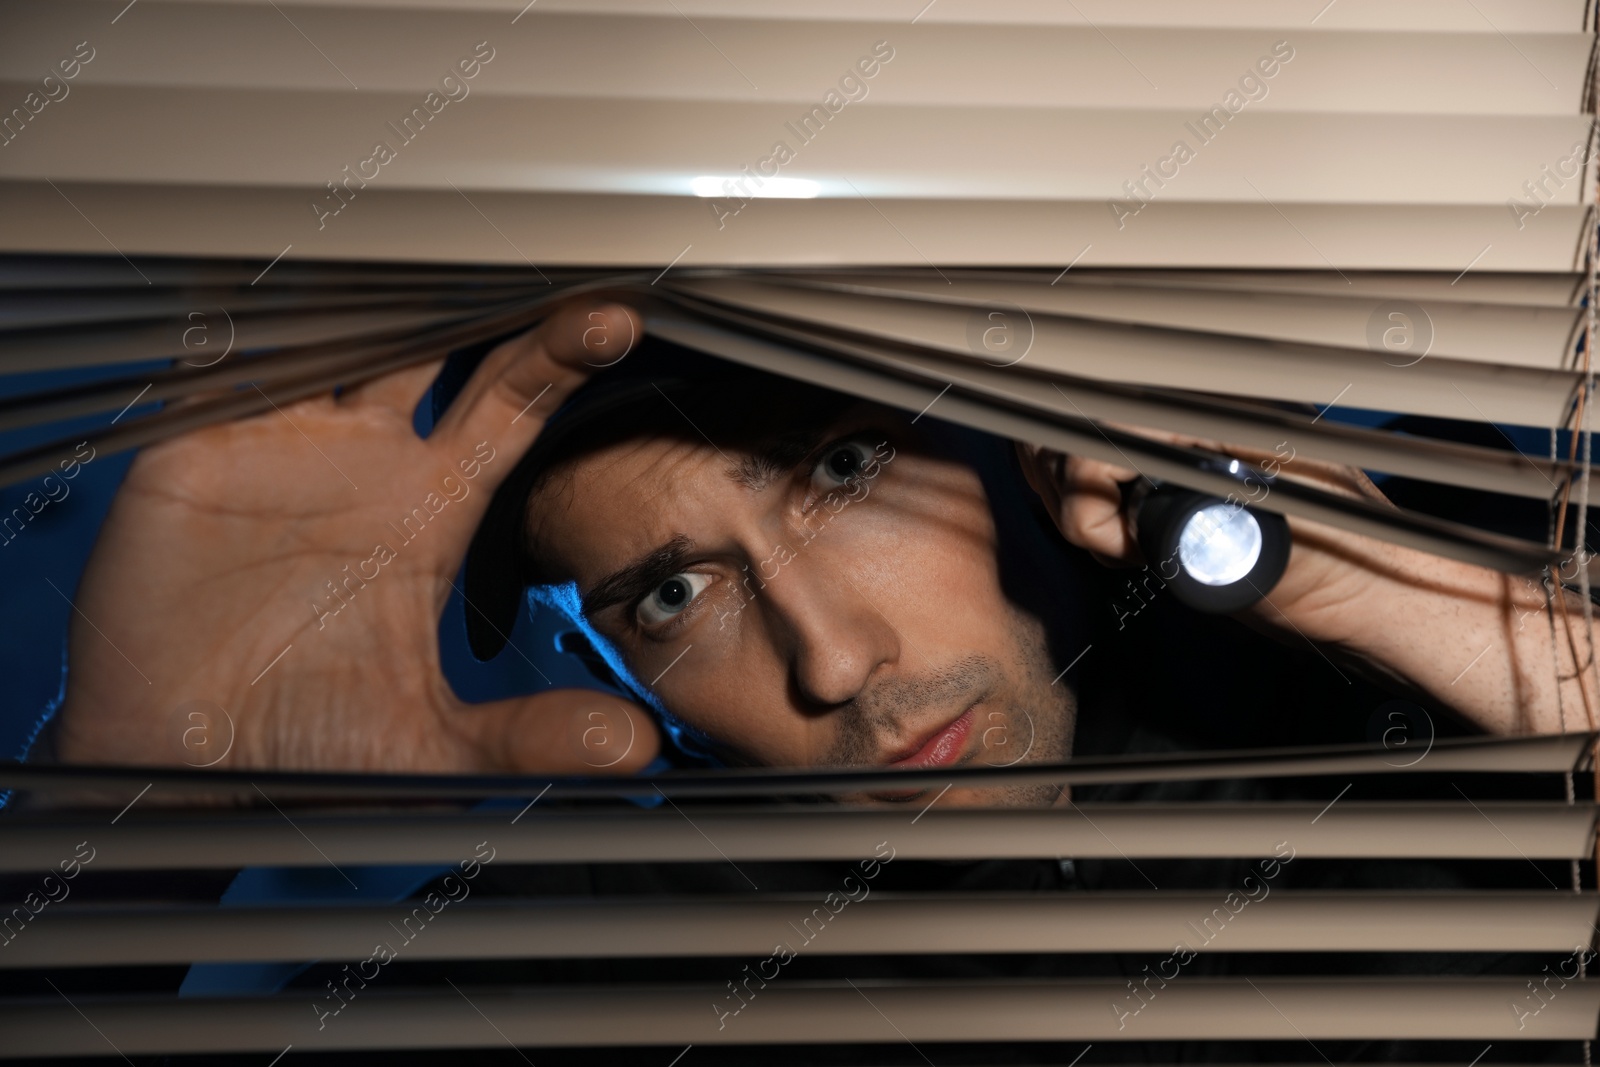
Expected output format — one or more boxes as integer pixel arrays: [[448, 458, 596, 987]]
[[821, 607, 1075, 808]]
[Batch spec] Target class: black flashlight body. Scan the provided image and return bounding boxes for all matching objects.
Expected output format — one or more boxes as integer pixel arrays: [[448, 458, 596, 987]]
[[1125, 475, 1293, 615]]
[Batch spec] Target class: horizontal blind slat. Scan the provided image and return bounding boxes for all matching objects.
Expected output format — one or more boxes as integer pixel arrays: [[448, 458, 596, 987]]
[[4, 88, 1589, 205], [125, 0, 1591, 33], [0, 182, 1585, 270], [3, 978, 1595, 1056], [2, 892, 1591, 967], [2, 804, 1590, 871], [4, 9, 1586, 112]]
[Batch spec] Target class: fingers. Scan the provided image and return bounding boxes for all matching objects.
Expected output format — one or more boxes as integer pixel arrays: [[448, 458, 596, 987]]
[[1056, 455, 1140, 564], [472, 688, 661, 776], [339, 357, 447, 420], [1014, 442, 1060, 513], [430, 301, 641, 475], [1017, 442, 1140, 564], [1020, 421, 1378, 567]]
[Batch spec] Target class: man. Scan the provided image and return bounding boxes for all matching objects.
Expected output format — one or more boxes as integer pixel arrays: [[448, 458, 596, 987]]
[[49, 300, 1593, 803]]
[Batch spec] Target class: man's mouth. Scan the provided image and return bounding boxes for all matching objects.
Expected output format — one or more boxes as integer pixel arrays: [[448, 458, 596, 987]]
[[884, 706, 977, 769]]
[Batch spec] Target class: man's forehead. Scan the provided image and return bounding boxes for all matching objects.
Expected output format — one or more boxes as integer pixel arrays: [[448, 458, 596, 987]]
[[573, 424, 820, 496], [542, 407, 869, 503], [526, 416, 841, 559]]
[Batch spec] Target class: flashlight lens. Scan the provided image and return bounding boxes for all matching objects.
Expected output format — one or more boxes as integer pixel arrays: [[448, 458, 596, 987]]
[[1178, 503, 1263, 586]]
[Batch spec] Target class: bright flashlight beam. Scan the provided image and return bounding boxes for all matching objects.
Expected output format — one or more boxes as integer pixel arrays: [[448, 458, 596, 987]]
[[1178, 504, 1264, 587]]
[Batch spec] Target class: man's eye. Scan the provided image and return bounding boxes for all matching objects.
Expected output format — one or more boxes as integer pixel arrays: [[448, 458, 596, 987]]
[[636, 572, 713, 626], [810, 440, 875, 492]]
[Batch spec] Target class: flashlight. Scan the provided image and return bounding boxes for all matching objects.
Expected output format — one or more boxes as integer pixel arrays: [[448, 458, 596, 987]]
[[1123, 460, 1292, 614]]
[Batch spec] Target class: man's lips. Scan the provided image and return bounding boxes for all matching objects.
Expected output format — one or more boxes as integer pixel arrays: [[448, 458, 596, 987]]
[[884, 707, 977, 769]]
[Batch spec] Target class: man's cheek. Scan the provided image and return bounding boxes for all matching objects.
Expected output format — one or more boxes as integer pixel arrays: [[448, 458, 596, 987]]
[[661, 650, 814, 768]]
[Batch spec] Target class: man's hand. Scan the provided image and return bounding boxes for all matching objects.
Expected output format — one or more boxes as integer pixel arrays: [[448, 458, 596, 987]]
[[1013, 430, 1395, 630], [1015, 430, 1594, 736], [57, 300, 660, 777]]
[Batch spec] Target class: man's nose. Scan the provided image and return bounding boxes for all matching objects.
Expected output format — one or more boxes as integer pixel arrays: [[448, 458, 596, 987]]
[[757, 549, 900, 709]]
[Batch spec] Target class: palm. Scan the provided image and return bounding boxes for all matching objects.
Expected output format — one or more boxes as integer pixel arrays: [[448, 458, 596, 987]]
[[57, 303, 657, 777]]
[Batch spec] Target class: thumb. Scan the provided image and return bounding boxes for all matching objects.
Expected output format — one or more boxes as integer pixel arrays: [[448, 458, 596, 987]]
[[469, 688, 661, 776], [429, 301, 641, 491]]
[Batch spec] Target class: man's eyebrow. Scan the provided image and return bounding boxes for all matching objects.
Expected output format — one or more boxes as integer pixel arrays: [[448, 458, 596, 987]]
[[583, 533, 696, 617], [730, 426, 832, 491]]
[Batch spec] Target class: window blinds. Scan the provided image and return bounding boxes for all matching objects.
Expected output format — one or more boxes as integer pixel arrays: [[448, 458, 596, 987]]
[[0, 1, 1593, 268], [3, 1, 1599, 586], [0, 737, 1596, 1058], [5, 7, 1600, 1061]]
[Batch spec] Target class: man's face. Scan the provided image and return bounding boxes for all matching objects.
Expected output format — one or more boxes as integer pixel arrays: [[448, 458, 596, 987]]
[[526, 404, 1073, 806]]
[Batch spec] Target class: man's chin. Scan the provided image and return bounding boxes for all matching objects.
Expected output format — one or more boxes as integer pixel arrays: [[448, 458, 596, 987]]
[[838, 758, 1066, 809], [840, 782, 1065, 809]]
